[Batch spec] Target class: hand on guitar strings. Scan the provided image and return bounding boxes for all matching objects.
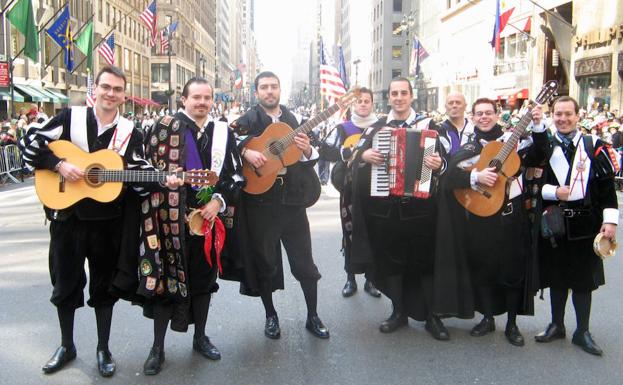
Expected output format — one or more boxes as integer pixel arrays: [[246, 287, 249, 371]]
[[165, 167, 185, 189], [294, 132, 313, 158], [476, 167, 498, 187], [601, 223, 617, 240], [58, 161, 85, 182], [200, 199, 222, 223], [424, 153, 442, 171], [361, 148, 385, 165], [243, 148, 267, 168]]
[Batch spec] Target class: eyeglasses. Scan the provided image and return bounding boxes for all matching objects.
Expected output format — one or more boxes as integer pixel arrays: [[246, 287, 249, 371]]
[[98, 84, 125, 93], [474, 111, 496, 117]]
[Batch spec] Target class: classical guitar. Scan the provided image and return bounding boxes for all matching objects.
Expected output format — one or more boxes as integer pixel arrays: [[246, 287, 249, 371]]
[[242, 88, 360, 194], [454, 80, 558, 217], [35, 140, 218, 209]]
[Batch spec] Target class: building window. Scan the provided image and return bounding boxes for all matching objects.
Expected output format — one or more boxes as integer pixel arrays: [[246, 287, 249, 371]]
[[151, 63, 169, 83], [134, 53, 140, 74], [578, 75, 611, 110], [393, 0, 401, 12], [392, 46, 402, 59], [124, 49, 131, 71], [392, 69, 401, 78], [98, 0, 103, 22], [106, 3, 110, 25]]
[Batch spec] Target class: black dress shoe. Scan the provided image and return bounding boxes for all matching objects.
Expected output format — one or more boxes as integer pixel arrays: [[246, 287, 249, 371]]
[[342, 280, 357, 297], [505, 324, 525, 347], [425, 315, 450, 341], [42, 345, 77, 374], [306, 315, 330, 339], [96, 349, 116, 377], [535, 323, 566, 343], [572, 330, 603, 356], [193, 336, 221, 360], [364, 280, 381, 298], [379, 312, 408, 333], [470, 317, 495, 337], [143, 346, 165, 375], [264, 315, 281, 339]]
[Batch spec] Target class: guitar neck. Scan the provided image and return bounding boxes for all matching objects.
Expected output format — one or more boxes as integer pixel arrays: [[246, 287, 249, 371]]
[[280, 104, 341, 148], [92, 170, 181, 183], [496, 102, 535, 162]]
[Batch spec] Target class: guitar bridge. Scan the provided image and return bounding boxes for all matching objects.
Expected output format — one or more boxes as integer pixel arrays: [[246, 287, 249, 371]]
[[59, 175, 66, 192]]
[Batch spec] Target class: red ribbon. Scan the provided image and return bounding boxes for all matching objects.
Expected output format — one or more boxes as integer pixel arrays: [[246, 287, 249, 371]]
[[202, 216, 225, 274]]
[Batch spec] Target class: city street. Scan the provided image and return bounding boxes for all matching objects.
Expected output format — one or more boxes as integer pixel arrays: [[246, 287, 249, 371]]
[[1, 180, 623, 385]]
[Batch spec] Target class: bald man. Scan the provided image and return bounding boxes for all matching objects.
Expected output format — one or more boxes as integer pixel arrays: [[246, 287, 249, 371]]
[[441, 92, 474, 156]]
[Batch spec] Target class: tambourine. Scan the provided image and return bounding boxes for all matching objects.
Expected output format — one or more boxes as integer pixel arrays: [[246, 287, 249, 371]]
[[593, 233, 617, 259], [187, 209, 214, 236]]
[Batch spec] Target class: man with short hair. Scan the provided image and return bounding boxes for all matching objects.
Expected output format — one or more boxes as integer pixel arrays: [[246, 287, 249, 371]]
[[441, 92, 474, 155], [535, 96, 618, 356], [20, 66, 181, 377], [139, 77, 243, 375], [232, 71, 329, 340]]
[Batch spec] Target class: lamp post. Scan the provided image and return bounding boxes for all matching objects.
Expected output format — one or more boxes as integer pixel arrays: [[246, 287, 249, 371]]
[[353, 59, 361, 85]]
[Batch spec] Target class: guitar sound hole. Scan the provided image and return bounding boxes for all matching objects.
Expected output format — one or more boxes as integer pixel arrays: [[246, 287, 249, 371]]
[[268, 141, 284, 156], [85, 166, 102, 186], [489, 159, 502, 172]]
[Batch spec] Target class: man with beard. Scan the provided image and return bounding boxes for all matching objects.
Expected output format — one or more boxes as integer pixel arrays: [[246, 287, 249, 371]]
[[440, 92, 474, 156], [349, 77, 450, 340], [535, 96, 618, 356], [20, 66, 181, 377], [333, 88, 381, 298], [231, 71, 329, 340], [441, 98, 546, 346], [139, 78, 244, 375]]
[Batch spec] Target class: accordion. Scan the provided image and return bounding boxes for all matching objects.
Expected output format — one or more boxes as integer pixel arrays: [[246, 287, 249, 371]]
[[370, 127, 439, 198]]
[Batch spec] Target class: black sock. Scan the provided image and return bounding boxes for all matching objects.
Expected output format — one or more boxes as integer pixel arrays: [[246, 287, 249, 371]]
[[550, 288, 568, 327], [95, 305, 113, 352], [260, 288, 277, 318], [347, 272, 356, 283], [300, 279, 318, 318], [477, 286, 494, 320], [505, 289, 522, 328], [572, 290, 592, 332], [57, 307, 75, 349], [192, 294, 211, 340], [153, 304, 173, 349], [386, 275, 404, 315]]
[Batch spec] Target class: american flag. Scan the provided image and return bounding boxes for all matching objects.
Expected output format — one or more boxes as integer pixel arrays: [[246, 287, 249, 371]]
[[319, 38, 346, 104], [159, 22, 177, 54], [98, 33, 115, 66], [86, 72, 96, 107], [140, 1, 158, 47], [409, 38, 429, 76]]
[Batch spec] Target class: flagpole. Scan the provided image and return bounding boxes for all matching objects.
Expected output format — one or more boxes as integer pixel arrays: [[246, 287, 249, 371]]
[[0, 0, 17, 15], [8, 1, 68, 118], [43, 13, 94, 72]]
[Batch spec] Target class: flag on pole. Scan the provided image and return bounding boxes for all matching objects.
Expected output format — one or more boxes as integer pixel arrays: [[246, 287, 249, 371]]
[[46, 6, 74, 72], [140, 1, 158, 47], [7, 0, 40, 62], [491, 0, 515, 53], [98, 33, 115, 66], [319, 37, 346, 104], [409, 38, 429, 76], [86, 71, 96, 107], [337, 45, 350, 89], [74, 20, 94, 71], [159, 21, 177, 54], [234, 70, 243, 89]]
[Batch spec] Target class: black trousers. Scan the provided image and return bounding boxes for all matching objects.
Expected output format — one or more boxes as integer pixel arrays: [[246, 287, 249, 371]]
[[48, 215, 121, 309], [245, 202, 321, 287]]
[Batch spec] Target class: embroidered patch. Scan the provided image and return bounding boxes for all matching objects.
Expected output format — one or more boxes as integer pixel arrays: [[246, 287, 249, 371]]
[[162, 223, 170, 235], [159, 209, 168, 221], [170, 208, 179, 221], [168, 163, 179, 172], [177, 270, 185, 282], [156, 280, 165, 295], [224, 217, 233, 228], [160, 116, 173, 127], [144, 218, 153, 232], [169, 265, 177, 276], [168, 192, 179, 207], [154, 252, 160, 265], [157, 159, 167, 170], [150, 193, 160, 206], [179, 282, 187, 297], [172, 237, 181, 250], [170, 135, 180, 147], [158, 128, 168, 141], [167, 278, 178, 293], [140, 259, 153, 276], [142, 199, 150, 214], [212, 150, 224, 170], [139, 242, 145, 256], [158, 144, 168, 157], [146, 276, 156, 290], [170, 149, 179, 161], [165, 239, 173, 250], [150, 134, 158, 147], [172, 120, 180, 132], [171, 223, 179, 235], [147, 235, 158, 250], [168, 254, 175, 264]]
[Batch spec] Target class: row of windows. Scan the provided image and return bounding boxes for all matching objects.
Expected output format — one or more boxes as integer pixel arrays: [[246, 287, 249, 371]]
[[98, 0, 150, 46]]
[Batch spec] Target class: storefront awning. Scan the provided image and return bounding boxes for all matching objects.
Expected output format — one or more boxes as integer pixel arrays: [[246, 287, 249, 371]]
[[14, 84, 53, 102], [126, 96, 161, 107], [496, 88, 529, 102], [39, 88, 69, 104], [0, 89, 25, 102]]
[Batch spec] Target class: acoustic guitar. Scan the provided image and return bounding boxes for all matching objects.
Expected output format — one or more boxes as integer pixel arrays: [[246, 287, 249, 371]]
[[35, 140, 218, 209], [243, 88, 360, 194], [454, 80, 558, 217]]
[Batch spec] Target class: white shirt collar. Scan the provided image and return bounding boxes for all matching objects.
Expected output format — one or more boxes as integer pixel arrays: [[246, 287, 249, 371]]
[[94, 107, 120, 136], [386, 108, 417, 126]]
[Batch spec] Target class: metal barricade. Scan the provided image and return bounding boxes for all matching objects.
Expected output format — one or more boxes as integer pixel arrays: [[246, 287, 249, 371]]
[[1, 144, 24, 183]]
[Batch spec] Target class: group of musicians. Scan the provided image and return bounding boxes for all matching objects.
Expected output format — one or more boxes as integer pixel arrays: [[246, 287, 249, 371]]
[[19, 67, 617, 378]]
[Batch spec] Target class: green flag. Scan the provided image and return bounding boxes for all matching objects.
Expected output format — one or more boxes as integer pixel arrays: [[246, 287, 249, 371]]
[[75, 21, 93, 71], [7, 0, 40, 62]]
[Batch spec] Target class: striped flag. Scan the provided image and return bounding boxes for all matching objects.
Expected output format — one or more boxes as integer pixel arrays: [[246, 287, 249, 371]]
[[409, 38, 429, 76], [86, 71, 96, 107], [319, 37, 346, 104], [140, 1, 157, 47], [97, 33, 115, 65], [159, 21, 177, 54]]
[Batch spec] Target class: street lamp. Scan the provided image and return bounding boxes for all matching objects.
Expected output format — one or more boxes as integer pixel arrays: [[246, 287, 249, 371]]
[[353, 59, 361, 85]]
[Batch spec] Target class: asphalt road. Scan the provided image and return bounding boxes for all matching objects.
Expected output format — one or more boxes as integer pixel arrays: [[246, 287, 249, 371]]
[[1, 179, 623, 385]]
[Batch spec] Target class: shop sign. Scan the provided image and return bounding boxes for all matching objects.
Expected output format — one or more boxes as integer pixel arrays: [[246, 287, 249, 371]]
[[575, 24, 623, 50], [575, 55, 612, 77], [0, 62, 8, 87]]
